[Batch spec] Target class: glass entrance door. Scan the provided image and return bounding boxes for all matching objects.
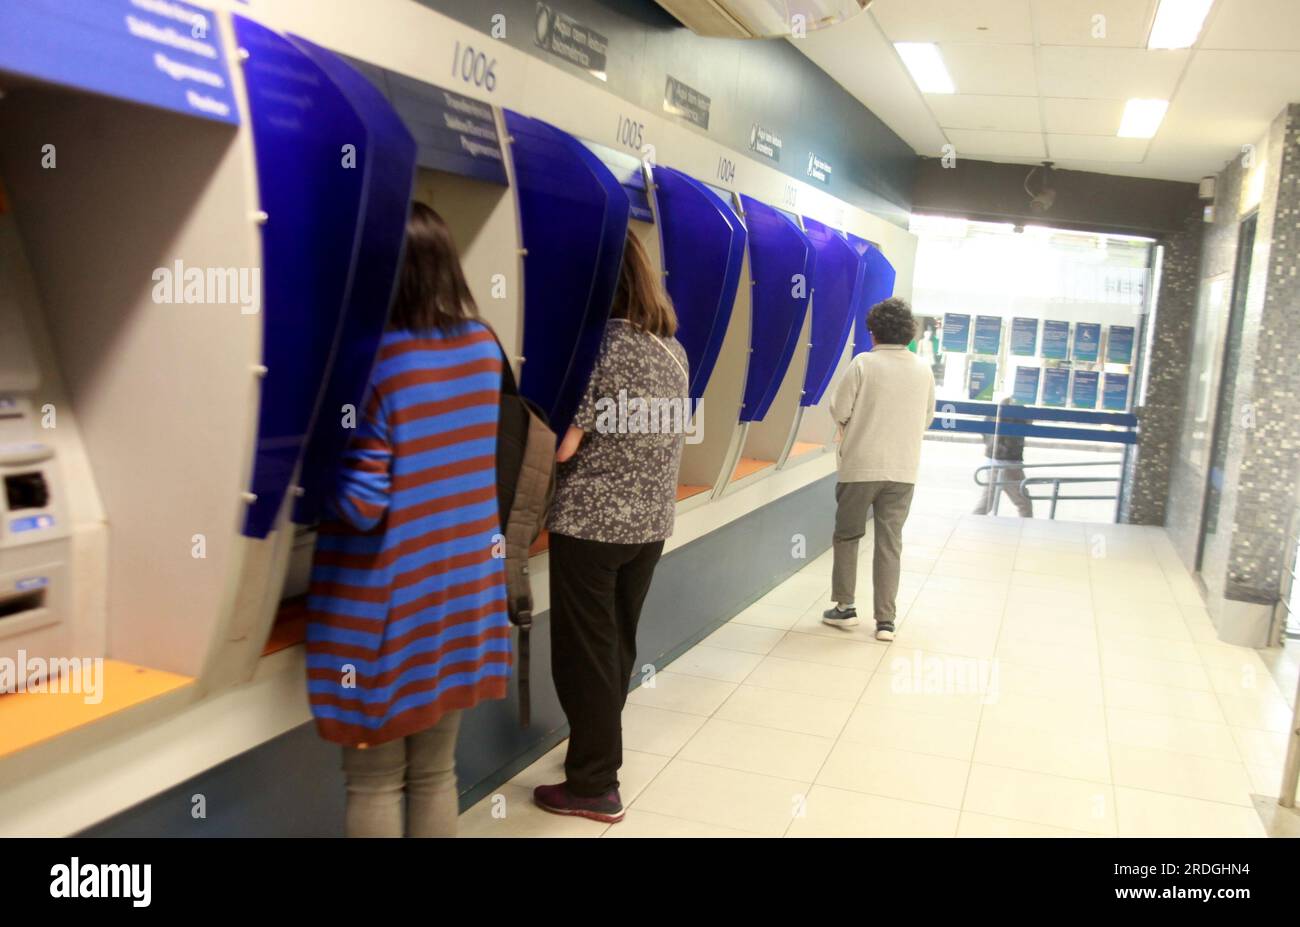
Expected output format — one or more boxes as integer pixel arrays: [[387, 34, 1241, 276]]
[[1196, 212, 1257, 571]]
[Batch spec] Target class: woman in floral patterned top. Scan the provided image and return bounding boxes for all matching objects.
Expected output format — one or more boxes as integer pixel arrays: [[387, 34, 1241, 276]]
[[533, 232, 689, 824]]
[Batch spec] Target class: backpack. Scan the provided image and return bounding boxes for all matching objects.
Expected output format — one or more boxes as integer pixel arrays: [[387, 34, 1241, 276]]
[[492, 334, 555, 727]]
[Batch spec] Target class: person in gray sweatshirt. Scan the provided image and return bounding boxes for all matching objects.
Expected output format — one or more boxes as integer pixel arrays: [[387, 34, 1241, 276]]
[[823, 298, 936, 641]]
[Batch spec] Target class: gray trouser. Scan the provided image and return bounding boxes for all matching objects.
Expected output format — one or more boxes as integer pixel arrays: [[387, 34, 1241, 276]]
[[340, 710, 462, 837], [832, 481, 915, 624], [972, 464, 1033, 517]]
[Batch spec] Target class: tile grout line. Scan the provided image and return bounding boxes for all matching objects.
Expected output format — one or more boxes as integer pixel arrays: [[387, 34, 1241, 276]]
[[506, 519, 1271, 836], [950, 521, 1018, 837], [627, 582, 829, 836], [1089, 538, 1122, 837]]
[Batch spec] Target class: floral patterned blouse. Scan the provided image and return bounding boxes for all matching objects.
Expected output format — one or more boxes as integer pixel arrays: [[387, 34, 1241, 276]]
[[547, 320, 690, 545]]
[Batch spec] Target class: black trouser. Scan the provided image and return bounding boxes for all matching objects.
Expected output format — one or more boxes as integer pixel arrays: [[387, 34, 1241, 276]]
[[548, 533, 665, 797]]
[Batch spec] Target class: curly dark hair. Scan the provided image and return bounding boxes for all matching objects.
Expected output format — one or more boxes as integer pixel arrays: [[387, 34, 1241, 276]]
[[866, 297, 917, 346]]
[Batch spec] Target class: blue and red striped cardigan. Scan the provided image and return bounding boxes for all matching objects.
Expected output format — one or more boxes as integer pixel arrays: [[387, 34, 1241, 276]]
[[305, 321, 511, 747]]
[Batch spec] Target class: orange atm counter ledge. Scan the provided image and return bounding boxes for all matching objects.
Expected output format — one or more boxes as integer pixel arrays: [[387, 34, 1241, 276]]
[[0, 661, 193, 759]]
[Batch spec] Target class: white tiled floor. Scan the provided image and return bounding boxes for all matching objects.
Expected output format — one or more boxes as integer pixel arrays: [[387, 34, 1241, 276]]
[[462, 513, 1295, 837]]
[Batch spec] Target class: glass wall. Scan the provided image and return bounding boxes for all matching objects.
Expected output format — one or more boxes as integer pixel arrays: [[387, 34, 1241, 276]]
[[908, 216, 1154, 524], [1196, 213, 1257, 570]]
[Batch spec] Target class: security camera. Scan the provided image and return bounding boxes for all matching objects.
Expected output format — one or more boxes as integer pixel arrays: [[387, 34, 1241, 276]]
[[1025, 161, 1056, 213], [1029, 187, 1057, 212]]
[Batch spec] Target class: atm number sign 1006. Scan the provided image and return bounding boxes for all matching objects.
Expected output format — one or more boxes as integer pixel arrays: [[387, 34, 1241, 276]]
[[451, 40, 498, 92]]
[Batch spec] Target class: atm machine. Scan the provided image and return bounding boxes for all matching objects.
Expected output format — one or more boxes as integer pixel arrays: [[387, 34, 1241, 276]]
[[648, 166, 748, 506], [0, 0, 257, 695], [277, 55, 523, 607], [723, 195, 816, 494], [783, 216, 866, 460], [0, 234, 82, 678], [0, 4, 420, 715]]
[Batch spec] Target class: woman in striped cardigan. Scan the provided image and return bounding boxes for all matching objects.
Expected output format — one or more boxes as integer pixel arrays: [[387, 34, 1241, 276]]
[[305, 202, 511, 837]]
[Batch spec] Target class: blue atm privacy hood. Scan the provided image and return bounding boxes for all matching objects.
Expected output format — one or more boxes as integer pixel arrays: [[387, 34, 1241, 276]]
[[504, 110, 630, 435], [232, 16, 415, 537], [847, 233, 896, 356], [738, 195, 814, 422], [801, 217, 861, 407], [650, 166, 747, 402]]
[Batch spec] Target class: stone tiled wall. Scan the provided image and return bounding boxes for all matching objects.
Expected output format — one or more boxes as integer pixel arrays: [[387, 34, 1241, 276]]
[[1121, 199, 1203, 527], [1164, 145, 1249, 567], [1220, 105, 1300, 603], [1197, 114, 1284, 607], [1166, 103, 1300, 644]]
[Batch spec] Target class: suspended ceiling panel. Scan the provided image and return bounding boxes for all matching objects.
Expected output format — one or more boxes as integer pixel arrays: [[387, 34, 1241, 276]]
[[794, 0, 1300, 181]]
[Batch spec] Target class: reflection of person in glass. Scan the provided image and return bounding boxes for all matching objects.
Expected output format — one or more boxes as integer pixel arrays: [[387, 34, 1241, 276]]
[[917, 320, 934, 364], [929, 318, 944, 379], [972, 396, 1033, 517], [917, 318, 944, 378]]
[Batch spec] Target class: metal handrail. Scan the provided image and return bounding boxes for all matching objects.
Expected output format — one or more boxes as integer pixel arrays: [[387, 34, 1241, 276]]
[[1021, 477, 1120, 519], [973, 460, 1122, 519], [972, 459, 1121, 486]]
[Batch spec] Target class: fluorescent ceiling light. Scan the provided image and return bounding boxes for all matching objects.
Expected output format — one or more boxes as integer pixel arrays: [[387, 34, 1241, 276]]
[[1118, 98, 1169, 138], [894, 42, 955, 94], [1147, 0, 1214, 49]]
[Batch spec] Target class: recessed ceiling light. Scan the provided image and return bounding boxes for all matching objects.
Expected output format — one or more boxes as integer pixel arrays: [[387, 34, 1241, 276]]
[[1118, 98, 1169, 138], [894, 42, 955, 94], [1147, 0, 1214, 49]]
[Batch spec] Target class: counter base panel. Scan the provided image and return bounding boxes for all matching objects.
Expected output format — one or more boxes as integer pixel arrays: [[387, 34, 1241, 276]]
[[80, 474, 838, 836]]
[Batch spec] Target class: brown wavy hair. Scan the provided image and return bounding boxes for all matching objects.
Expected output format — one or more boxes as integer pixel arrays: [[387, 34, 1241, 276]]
[[867, 297, 917, 346], [391, 202, 479, 333], [610, 232, 677, 337]]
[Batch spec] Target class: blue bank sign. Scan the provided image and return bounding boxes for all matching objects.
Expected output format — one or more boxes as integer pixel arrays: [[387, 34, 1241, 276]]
[[0, 0, 239, 125]]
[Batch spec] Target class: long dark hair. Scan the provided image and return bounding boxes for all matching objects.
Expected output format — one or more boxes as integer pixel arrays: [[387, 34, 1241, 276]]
[[391, 202, 478, 333], [609, 232, 677, 337]]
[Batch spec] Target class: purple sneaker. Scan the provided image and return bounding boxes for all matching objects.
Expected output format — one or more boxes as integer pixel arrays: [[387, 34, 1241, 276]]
[[533, 783, 625, 823]]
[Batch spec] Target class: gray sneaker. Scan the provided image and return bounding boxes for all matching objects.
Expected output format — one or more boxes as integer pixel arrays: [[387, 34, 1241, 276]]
[[822, 605, 859, 629], [875, 622, 896, 642]]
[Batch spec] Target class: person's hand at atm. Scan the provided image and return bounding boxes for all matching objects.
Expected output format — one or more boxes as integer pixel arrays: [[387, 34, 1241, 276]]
[[555, 425, 584, 463]]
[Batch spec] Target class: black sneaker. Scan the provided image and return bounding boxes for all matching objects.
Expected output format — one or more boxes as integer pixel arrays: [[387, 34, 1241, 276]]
[[822, 605, 859, 629], [533, 782, 625, 824], [875, 622, 896, 642]]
